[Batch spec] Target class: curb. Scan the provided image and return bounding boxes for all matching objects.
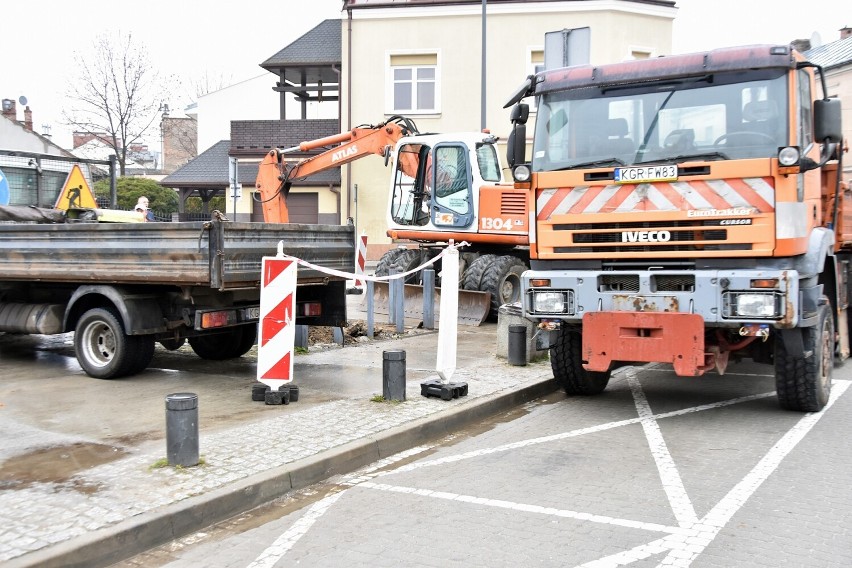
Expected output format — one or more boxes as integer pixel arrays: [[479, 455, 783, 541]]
[[10, 376, 557, 568]]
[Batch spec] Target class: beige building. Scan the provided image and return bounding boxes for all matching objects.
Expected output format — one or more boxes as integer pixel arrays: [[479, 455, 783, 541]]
[[340, 0, 677, 257], [805, 27, 852, 179]]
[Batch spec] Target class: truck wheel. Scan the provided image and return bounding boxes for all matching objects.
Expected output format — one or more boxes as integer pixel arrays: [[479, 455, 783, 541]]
[[774, 298, 833, 412], [125, 335, 156, 376], [551, 326, 610, 395], [462, 254, 497, 291], [375, 249, 422, 284], [189, 325, 256, 360], [480, 255, 528, 319], [74, 307, 141, 379]]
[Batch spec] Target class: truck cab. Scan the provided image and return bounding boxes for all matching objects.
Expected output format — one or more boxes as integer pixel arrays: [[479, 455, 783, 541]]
[[507, 44, 847, 411]]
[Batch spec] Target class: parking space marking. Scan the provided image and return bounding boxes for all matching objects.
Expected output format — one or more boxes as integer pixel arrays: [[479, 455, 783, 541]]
[[246, 445, 435, 568], [246, 490, 345, 568], [628, 371, 699, 527], [254, 378, 849, 568], [376, 391, 776, 478], [357, 480, 687, 535]]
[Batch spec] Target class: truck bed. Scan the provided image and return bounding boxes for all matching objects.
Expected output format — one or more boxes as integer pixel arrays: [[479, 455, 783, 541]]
[[0, 219, 355, 290]]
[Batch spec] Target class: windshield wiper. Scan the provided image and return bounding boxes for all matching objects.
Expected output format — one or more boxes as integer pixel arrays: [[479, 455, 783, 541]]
[[556, 158, 626, 171], [635, 151, 729, 165]]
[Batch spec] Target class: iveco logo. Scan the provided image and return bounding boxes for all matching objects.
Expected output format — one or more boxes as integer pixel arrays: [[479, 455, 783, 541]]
[[332, 145, 358, 162], [621, 230, 672, 243]]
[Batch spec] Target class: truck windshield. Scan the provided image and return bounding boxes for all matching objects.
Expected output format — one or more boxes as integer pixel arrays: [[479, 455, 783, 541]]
[[532, 69, 789, 171]]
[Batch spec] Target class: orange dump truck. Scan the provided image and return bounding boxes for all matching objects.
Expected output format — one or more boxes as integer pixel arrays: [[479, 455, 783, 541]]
[[505, 44, 848, 411]]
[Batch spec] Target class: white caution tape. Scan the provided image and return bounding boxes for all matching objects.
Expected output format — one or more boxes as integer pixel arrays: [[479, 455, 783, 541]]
[[275, 240, 470, 282]]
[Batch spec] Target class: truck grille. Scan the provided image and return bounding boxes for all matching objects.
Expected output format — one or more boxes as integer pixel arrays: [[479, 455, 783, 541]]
[[553, 220, 751, 253]]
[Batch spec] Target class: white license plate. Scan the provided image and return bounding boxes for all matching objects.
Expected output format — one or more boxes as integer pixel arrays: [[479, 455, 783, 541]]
[[614, 165, 678, 184], [243, 307, 260, 320]]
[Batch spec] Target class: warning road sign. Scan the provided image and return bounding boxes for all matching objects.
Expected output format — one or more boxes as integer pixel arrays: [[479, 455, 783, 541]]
[[54, 165, 98, 210], [257, 257, 297, 390]]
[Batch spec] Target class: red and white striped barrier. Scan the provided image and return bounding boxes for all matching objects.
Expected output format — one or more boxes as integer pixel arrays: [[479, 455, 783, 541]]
[[257, 256, 297, 391], [354, 232, 368, 287], [257, 240, 469, 388]]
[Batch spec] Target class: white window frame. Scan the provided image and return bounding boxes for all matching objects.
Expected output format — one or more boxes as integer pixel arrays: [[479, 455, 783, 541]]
[[626, 45, 656, 61], [386, 50, 441, 115], [527, 46, 545, 112]]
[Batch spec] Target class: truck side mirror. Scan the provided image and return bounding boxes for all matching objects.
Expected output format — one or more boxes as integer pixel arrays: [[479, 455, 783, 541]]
[[507, 103, 530, 168], [814, 98, 842, 143]]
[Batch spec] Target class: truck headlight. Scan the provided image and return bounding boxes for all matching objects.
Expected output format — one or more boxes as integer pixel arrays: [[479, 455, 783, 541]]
[[723, 291, 782, 319], [531, 290, 572, 314]]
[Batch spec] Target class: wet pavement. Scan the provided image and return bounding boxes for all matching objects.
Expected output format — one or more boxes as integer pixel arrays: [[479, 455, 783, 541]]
[[0, 304, 556, 567]]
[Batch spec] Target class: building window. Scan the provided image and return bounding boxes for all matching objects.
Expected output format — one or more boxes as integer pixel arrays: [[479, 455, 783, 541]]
[[528, 48, 545, 111], [387, 52, 439, 114], [627, 46, 655, 60]]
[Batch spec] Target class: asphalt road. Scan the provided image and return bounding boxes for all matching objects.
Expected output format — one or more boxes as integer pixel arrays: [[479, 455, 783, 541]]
[[113, 359, 852, 568]]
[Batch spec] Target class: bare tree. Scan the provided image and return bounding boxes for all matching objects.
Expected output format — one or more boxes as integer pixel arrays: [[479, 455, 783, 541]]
[[65, 32, 166, 176]]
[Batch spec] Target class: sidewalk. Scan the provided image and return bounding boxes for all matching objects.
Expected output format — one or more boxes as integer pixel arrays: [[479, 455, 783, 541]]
[[1, 322, 555, 568]]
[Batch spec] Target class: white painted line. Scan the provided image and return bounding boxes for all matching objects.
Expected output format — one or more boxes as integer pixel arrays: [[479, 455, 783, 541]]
[[577, 380, 850, 568], [628, 372, 699, 527], [357, 481, 686, 535], [378, 391, 777, 478], [246, 490, 346, 568]]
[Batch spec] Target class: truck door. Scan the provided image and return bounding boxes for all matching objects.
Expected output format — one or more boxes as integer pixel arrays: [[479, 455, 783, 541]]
[[430, 143, 474, 229]]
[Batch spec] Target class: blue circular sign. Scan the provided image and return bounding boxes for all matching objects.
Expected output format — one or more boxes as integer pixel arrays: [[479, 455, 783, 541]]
[[0, 167, 10, 206]]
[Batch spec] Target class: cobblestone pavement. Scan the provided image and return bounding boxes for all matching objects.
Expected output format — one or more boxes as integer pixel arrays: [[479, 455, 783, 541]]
[[0, 325, 555, 568]]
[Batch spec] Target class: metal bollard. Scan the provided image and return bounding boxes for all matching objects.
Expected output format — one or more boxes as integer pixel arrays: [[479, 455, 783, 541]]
[[508, 325, 528, 366], [422, 268, 435, 330], [383, 350, 406, 401], [165, 393, 199, 467]]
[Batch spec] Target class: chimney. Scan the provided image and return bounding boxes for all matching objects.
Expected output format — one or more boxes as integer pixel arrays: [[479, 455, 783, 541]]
[[842, 26, 852, 40], [1, 98, 16, 121], [23, 106, 33, 131]]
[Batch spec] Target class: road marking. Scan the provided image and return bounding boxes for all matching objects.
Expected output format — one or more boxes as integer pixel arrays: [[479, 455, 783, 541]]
[[254, 377, 850, 567], [575, 380, 850, 567], [628, 371, 699, 527], [358, 481, 686, 535], [246, 490, 345, 568], [247, 445, 435, 568], [377, 391, 776, 477]]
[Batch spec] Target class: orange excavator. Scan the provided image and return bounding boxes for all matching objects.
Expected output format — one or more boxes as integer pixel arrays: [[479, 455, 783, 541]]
[[256, 116, 421, 223], [254, 116, 532, 319]]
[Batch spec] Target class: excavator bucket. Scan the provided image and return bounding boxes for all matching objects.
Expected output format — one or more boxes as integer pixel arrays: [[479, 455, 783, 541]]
[[371, 281, 491, 326]]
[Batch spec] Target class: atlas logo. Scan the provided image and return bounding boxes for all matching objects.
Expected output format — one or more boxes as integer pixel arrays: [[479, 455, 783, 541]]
[[621, 230, 672, 243], [332, 145, 358, 163]]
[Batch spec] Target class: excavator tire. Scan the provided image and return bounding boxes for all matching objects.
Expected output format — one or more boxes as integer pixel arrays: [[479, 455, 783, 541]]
[[375, 248, 423, 284], [375, 249, 408, 277], [480, 255, 528, 319], [462, 254, 498, 292]]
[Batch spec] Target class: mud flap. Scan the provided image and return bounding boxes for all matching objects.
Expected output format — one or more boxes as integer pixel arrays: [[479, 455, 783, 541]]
[[372, 281, 491, 326], [582, 312, 706, 376]]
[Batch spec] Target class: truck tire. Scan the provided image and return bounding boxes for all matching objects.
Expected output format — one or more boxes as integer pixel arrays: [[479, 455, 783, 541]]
[[774, 298, 833, 412], [189, 325, 256, 360], [462, 254, 497, 291], [75, 307, 152, 379], [551, 326, 610, 395], [480, 255, 528, 319], [375, 249, 422, 284]]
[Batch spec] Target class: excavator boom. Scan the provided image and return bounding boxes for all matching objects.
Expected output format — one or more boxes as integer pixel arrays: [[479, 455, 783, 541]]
[[254, 116, 420, 223]]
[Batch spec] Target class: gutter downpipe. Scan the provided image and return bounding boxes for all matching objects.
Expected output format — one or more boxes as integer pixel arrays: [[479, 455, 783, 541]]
[[346, 5, 353, 223]]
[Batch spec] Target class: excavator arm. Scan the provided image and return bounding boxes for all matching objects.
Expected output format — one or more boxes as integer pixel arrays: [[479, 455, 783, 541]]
[[255, 116, 421, 223]]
